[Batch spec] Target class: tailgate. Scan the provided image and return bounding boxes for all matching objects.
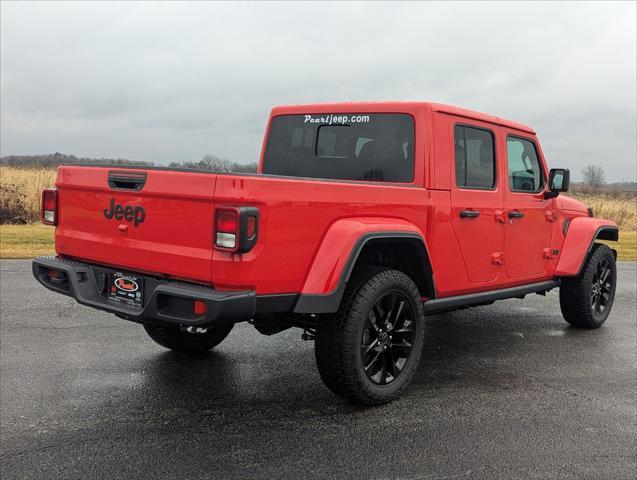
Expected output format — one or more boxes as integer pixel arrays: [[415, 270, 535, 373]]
[[55, 166, 217, 283]]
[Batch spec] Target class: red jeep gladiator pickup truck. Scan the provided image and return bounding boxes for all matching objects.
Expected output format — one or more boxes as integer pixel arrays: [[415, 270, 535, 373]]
[[33, 102, 619, 405]]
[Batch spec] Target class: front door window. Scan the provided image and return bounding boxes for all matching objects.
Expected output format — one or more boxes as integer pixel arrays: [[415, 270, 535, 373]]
[[506, 137, 544, 193]]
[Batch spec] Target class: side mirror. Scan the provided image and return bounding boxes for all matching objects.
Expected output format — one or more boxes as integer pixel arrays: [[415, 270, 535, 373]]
[[545, 168, 570, 199]]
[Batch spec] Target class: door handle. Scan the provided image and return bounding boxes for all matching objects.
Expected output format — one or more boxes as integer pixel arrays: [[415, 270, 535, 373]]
[[460, 209, 480, 219], [508, 210, 525, 219]]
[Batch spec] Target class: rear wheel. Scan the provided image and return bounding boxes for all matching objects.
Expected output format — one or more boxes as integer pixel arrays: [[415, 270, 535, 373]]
[[560, 243, 617, 329], [144, 323, 234, 354], [314, 267, 425, 405]]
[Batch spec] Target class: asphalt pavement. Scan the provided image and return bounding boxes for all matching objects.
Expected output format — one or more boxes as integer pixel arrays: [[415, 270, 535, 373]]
[[1, 260, 635, 479]]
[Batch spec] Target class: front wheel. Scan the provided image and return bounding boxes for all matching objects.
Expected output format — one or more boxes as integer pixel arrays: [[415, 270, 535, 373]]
[[560, 243, 617, 329], [144, 323, 234, 354], [314, 267, 425, 405]]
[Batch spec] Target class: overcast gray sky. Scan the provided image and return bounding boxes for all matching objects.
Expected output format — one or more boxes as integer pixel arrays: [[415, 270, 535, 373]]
[[1, 1, 636, 181]]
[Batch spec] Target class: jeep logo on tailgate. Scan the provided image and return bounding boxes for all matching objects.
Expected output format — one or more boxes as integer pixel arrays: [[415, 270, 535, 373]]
[[103, 198, 145, 226]]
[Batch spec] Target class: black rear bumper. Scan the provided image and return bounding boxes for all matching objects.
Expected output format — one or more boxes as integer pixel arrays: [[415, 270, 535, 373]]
[[32, 256, 256, 328]]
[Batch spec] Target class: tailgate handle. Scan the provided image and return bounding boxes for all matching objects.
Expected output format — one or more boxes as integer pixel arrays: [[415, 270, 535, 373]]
[[108, 171, 147, 191]]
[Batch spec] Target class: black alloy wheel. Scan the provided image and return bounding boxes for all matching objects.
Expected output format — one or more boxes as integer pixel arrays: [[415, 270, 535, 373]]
[[590, 257, 613, 317], [560, 243, 617, 329], [361, 292, 415, 385]]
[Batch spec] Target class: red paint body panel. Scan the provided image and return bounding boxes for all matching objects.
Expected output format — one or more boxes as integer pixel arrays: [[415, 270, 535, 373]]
[[424, 190, 473, 296], [211, 176, 427, 294], [555, 217, 618, 277], [49, 101, 617, 304]]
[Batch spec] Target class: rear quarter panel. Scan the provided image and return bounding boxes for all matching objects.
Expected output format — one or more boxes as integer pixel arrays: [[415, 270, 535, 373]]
[[211, 175, 429, 294]]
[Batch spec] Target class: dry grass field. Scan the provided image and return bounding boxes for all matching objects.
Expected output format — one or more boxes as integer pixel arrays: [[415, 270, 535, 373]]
[[0, 223, 55, 258], [1, 166, 57, 224], [0, 166, 635, 259], [570, 193, 637, 231]]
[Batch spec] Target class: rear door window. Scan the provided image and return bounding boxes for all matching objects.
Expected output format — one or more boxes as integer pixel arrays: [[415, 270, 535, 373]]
[[263, 114, 414, 182], [454, 125, 496, 189]]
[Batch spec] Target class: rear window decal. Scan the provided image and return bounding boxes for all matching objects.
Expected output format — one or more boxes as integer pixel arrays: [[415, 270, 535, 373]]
[[304, 114, 370, 125]]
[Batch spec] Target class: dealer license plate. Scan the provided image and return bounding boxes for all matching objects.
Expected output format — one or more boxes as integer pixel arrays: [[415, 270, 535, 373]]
[[108, 272, 144, 308]]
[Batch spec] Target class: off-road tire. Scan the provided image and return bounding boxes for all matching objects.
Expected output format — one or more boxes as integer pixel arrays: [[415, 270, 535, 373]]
[[314, 267, 426, 405], [560, 243, 617, 329], [144, 323, 234, 354]]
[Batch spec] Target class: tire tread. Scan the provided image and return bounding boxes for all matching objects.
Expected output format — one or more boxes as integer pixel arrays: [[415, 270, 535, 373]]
[[315, 266, 425, 405], [560, 243, 616, 329]]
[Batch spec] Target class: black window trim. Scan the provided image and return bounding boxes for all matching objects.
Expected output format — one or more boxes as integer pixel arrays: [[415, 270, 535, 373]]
[[263, 112, 417, 184], [453, 122, 498, 192], [506, 134, 546, 194]]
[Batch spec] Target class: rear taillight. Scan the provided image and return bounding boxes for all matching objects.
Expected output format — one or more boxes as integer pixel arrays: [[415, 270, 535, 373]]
[[41, 188, 58, 225], [214, 206, 259, 253], [215, 208, 239, 249]]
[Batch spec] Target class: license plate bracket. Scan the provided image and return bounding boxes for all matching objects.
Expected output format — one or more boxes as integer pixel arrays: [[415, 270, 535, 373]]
[[108, 272, 144, 308]]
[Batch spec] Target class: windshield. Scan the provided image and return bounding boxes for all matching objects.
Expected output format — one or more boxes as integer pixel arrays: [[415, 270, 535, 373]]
[[262, 113, 414, 182]]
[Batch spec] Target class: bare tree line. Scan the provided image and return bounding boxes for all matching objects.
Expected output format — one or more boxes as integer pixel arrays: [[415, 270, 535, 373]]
[[0, 152, 151, 168], [168, 154, 257, 173], [0, 152, 257, 173]]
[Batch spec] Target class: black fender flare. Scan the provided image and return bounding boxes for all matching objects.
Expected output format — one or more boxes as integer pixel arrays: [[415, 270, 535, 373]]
[[294, 232, 434, 314]]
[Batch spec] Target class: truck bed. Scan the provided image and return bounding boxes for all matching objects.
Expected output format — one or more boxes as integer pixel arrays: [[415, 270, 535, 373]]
[[54, 165, 429, 294]]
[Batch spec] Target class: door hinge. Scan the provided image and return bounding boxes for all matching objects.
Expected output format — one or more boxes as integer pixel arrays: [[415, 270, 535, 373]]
[[491, 252, 504, 265], [545, 210, 556, 222], [494, 210, 506, 224]]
